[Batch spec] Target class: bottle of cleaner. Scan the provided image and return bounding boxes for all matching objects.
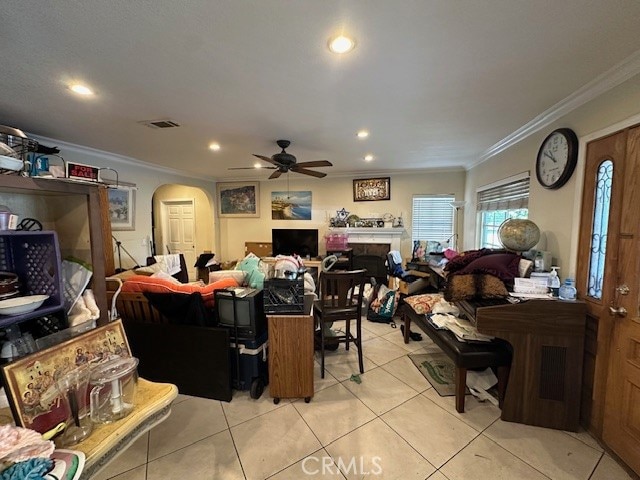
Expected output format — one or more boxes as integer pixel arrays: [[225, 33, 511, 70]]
[[548, 267, 560, 297]]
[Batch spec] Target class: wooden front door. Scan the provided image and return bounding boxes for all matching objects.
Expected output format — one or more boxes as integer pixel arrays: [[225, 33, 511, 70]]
[[577, 126, 640, 474]]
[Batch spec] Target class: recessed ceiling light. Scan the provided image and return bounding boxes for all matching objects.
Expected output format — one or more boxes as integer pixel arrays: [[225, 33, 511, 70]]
[[328, 35, 355, 54], [208, 143, 221, 151], [364, 154, 374, 162], [357, 130, 369, 139], [69, 83, 94, 96]]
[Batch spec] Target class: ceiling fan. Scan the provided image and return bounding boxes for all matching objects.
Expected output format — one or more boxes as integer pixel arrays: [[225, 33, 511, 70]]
[[229, 140, 333, 179]]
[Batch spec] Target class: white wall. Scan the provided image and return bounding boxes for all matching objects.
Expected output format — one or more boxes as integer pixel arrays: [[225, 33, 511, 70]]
[[464, 74, 640, 277], [32, 138, 218, 270], [218, 170, 466, 261]]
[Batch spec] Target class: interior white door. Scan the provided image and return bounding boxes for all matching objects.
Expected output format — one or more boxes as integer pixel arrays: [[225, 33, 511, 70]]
[[163, 200, 196, 281]]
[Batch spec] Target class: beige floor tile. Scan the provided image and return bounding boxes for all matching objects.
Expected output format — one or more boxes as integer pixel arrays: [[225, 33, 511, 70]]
[[146, 430, 243, 480], [174, 393, 194, 404], [426, 472, 449, 480], [360, 336, 408, 365], [358, 326, 379, 342], [321, 349, 377, 382], [421, 388, 500, 432], [325, 418, 436, 480], [380, 355, 432, 393], [313, 361, 339, 393], [590, 454, 634, 480], [222, 385, 288, 427], [440, 435, 549, 480], [91, 433, 148, 479], [342, 367, 418, 415], [268, 448, 347, 479], [293, 383, 376, 445], [381, 395, 479, 468], [148, 396, 227, 460], [485, 420, 602, 480], [382, 328, 435, 352], [108, 465, 147, 480], [232, 404, 321, 480], [317, 345, 373, 366], [565, 428, 604, 452], [361, 320, 400, 337]]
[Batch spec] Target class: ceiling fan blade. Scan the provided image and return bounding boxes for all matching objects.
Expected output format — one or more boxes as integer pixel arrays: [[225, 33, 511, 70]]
[[290, 166, 326, 178], [228, 166, 277, 170], [269, 169, 283, 179], [294, 160, 333, 168], [253, 154, 280, 167]]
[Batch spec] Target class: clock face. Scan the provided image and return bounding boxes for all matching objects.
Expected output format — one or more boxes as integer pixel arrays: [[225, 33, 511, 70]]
[[536, 129, 578, 189]]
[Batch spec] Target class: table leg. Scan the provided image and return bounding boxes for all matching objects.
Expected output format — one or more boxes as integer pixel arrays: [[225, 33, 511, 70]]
[[402, 313, 411, 344], [455, 367, 467, 413], [497, 365, 510, 409]]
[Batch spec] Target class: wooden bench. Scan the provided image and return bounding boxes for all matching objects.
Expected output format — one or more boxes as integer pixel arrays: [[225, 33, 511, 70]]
[[400, 303, 512, 413]]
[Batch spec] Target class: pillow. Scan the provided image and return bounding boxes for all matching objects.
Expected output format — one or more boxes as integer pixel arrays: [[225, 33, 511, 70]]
[[404, 293, 444, 315], [208, 270, 247, 285], [444, 274, 508, 302], [108, 270, 138, 281], [134, 263, 164, 276], [121, 275, 240, 307], [151, 271, 182, 284], [457, 253, 520, 282]]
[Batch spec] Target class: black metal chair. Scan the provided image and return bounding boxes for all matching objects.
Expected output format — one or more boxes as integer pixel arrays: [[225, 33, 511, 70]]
[[313, 269, 367, 378]]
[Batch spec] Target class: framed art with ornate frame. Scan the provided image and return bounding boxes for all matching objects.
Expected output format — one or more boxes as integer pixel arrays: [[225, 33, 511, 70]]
[[353, 177, 391, 202]]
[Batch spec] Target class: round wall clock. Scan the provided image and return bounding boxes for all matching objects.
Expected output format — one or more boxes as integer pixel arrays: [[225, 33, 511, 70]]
[[535, 128, 579, 189]]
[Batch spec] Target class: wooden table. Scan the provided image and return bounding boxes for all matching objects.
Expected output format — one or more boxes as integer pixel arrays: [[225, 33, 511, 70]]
[[267, 314, 314, 403], [0, 378, 178, 479]]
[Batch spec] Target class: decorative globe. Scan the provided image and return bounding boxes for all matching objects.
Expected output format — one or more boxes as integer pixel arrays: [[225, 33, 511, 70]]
[[498, 219, 540, 252]]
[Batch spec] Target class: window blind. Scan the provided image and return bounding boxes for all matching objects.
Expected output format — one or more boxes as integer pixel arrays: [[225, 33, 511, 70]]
[[412, 195, 454, 242], [477, 177, 529, 211]]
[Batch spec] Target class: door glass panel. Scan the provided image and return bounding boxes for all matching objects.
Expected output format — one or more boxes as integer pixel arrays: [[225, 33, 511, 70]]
[[587, 160, 613, 299]]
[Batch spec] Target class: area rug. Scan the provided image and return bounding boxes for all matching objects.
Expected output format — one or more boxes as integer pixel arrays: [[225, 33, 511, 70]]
[[409, 352, 468, 397]]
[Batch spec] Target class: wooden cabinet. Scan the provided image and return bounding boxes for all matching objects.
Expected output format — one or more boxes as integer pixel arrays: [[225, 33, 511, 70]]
[[0, 176, 113, 326], [267, 313, 314, 403]]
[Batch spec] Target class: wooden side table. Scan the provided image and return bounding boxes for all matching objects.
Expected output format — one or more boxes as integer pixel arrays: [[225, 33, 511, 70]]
[[267, 314, 314, 403]]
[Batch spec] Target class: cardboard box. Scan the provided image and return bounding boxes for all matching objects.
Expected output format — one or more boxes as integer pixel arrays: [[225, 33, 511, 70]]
[[399, 276, 431, 295]]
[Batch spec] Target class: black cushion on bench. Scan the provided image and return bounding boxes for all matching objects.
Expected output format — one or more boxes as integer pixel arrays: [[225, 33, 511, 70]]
[[400, 304, 512, 369]]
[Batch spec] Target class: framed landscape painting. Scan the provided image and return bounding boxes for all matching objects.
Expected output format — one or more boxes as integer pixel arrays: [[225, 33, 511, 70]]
[[271, 191, 312, 220], [108, 186, 136, 230], [217, 182, 260, 217]]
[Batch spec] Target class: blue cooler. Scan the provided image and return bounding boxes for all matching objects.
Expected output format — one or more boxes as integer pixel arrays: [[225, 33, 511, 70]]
[[230, 332, 268, 399]]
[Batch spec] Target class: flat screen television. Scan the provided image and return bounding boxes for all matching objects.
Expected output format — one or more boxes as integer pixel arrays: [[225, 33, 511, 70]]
[[215, 289, 266, 340], [272, 228, 319, 258]]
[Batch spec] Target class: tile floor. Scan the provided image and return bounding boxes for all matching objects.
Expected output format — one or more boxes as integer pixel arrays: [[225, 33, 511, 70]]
[[92, 319, 634, 480]]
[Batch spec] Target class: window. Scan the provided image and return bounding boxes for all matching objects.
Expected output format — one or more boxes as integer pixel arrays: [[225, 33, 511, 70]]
[[412, 195, 455, 246], [477, 175, 530, 249]]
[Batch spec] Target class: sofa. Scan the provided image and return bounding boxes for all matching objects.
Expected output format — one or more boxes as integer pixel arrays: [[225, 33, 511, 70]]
[[106, 274, 240, 401]]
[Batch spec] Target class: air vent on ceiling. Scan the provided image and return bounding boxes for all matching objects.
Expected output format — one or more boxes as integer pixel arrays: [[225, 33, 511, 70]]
[[139, 119, 181, 129]]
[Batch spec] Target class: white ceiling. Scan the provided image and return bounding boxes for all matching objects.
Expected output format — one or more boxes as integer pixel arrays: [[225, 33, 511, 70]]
[[2, 1, 640, 181]]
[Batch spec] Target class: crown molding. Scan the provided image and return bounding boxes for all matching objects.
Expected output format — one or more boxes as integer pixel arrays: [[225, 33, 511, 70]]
[[29, 134, 217, 182], [473, 48, 640, 168]]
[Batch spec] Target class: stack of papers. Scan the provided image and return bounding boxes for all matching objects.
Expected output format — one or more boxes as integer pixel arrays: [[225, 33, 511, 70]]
[[429, 313, 494, 342]]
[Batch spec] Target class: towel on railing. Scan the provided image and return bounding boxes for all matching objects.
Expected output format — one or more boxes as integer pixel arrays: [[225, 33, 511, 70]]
[[154, 254, 182, 276]]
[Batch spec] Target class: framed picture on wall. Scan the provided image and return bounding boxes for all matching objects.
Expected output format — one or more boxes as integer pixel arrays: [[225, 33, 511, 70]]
[[108, 186, 136, 230], [217, 182, 260, 217], [353, 177, 391, 202], [271, 191, 312, 220]]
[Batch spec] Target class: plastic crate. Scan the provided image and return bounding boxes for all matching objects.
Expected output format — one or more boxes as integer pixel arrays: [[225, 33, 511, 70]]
[[0, 231, 64, 327], [263, 278, 304, 314], [325, 233, 348, 251]]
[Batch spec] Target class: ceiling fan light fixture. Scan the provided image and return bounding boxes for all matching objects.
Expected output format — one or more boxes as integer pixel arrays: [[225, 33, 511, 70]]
[[357, 130, 369, 139], [328, 35, 355, 54], [254, 162, 262, 169], [208, 142, 221, 151]]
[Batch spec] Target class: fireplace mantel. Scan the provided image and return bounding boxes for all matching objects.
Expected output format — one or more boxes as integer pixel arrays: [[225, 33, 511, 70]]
[[329, 227, 404, 251]]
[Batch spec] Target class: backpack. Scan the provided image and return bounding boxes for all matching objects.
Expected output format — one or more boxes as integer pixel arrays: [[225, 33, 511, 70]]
[[367, 283, 400, 323]]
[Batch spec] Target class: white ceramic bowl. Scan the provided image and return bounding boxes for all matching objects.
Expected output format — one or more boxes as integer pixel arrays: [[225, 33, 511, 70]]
[[0, 295, 49, 315]]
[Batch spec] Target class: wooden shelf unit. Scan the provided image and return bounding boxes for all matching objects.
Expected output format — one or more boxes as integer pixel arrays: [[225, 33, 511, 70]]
[[0, 176, 114, 326]]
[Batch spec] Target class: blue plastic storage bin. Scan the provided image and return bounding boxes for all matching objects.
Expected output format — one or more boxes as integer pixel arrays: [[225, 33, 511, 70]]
[[0, 231, 64, 328]]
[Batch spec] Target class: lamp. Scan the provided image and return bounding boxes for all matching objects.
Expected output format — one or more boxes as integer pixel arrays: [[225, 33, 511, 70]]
[[449, 201, 466, 251], [112, 235, 140, 273]]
